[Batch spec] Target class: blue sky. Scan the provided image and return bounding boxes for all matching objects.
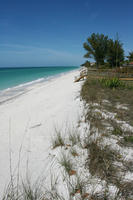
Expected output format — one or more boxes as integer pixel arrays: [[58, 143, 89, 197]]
[[0, 0, 133, 67]]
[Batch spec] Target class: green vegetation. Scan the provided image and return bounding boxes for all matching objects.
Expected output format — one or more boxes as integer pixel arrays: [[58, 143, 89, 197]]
[[51, 130, 65, 149], [83, 33, 108, 68], [124, 136, 133, 143], [112, 125, 123, 136], [68, 130, 80, 146], [80, 70, 133, 199], [80, 60, 91, 68], [70, 176, 85, 197], [107, 37, 124, 67], [99, 77, 125, 89], [2, 178, 45, 200], [59, 153, 74, 175], [127, 51, 133, 62], [83, 33, 125, 68]]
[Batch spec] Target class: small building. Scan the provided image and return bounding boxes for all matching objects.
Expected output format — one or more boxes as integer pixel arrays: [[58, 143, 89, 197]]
[[90, 62, 95, 66], [122, 62, 133, 67], [129, 62, 133, 66]]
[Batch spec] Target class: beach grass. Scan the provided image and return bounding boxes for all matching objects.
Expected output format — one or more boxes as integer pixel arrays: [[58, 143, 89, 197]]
[[51, 129, 65, 149]]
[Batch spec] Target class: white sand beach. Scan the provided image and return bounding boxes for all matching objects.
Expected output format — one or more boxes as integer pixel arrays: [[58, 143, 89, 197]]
[[0, 69, 82, 196]]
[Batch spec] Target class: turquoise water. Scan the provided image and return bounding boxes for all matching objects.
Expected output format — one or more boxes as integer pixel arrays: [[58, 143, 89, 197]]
[[0, 66, 78, 91]]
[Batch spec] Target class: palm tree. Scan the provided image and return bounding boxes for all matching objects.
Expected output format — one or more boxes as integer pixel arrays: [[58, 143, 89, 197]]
[[127, 51, 133, 62]]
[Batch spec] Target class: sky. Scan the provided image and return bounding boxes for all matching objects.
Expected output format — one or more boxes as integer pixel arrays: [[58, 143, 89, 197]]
[[0, 0, 133, 67]]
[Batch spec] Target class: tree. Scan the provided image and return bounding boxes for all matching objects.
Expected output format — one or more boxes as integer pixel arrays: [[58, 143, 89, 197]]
[[127, 51, 133, 62], [81, 60, 91, 68], [107, 38, 124, 67], [83, 33, 108, 68]]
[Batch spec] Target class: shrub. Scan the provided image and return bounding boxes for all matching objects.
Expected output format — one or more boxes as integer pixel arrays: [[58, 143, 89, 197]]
[[124, 136, 133, 143], [99, 77, 125, 89], [111, 122, 123, 136]]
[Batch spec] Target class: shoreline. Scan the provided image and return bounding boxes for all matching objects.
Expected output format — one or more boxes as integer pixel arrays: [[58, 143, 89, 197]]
[[0, 67, 79, 92], [0, 69, 82, 196], [0, 68, 79, 105]]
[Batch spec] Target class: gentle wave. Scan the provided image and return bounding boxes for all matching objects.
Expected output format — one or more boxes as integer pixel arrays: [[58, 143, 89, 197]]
[[0, 76, 52, 104], [0, 66, 78, 91], [0, 69, 77, 104]]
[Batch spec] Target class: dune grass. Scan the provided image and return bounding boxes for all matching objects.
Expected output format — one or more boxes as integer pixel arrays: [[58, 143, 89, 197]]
[[2, 177, 45, 200], [51, 129, 65, 149]]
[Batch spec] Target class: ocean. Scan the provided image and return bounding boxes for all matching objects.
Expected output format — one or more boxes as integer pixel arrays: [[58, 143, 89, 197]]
[[0, 66, 78, 103], [0, 66, 78, 90]]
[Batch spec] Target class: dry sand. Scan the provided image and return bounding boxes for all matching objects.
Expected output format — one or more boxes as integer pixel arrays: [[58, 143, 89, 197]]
[[0, 69, 82, 196]]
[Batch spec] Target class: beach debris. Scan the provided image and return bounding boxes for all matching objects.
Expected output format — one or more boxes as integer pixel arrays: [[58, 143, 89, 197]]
[[30, 123, 42, 129], [74, 69, 87, 82], [69, 169, 76, 176]]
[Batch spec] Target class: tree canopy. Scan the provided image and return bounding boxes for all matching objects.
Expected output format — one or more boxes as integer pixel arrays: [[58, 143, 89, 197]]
[[83, 33, 108, 68], [127, 51, 133, 62], [83, 33, 125, 68], [81, 60, 91, 68], [107, 38, 124, 67]]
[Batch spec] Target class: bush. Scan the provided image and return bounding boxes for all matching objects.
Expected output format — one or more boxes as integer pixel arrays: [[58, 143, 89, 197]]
[[99, 77, 125, 89], [99, 63, 110, 69], [124, 136, 133, 143]]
